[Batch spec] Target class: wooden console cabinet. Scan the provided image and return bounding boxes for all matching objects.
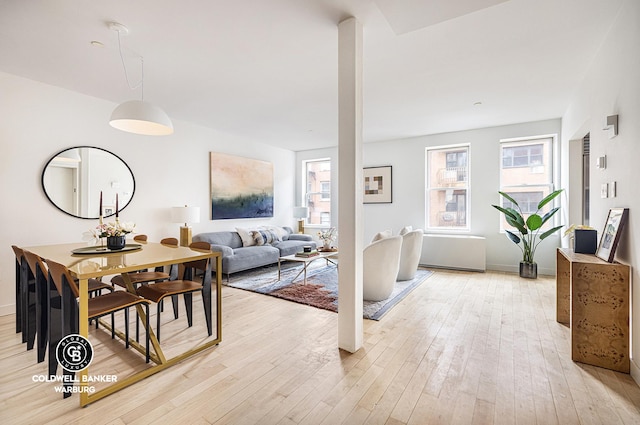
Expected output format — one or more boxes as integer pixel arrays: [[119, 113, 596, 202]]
[[556, 248, 630, 373]]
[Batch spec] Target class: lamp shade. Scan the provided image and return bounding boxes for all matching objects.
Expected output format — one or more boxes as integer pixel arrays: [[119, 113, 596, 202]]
[[171, 206, 200, 225], [110, 100, 174, 136], [293, 206, 309, 219]]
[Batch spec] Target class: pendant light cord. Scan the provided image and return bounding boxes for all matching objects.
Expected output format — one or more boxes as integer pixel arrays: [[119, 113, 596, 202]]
[[115, 29, 144, 100]]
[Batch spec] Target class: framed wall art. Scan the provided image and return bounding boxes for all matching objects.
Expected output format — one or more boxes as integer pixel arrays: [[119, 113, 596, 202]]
[[596, 207, 629, 262], [210, 152, 274, 219], [363, 166, 392, 204]]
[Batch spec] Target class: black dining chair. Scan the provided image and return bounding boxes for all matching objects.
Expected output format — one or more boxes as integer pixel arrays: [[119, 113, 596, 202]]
[[137, 241, 214, 341], [46, 258, 151, 396], [11, 245, 36, 348]]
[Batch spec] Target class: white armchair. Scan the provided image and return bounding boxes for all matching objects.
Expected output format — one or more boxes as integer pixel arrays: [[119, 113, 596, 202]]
[[397, 229, 424, 281], [363, 235, 403, 301]]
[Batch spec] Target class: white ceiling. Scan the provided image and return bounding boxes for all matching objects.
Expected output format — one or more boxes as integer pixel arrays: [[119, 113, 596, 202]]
[[0, 0, 623, 151]]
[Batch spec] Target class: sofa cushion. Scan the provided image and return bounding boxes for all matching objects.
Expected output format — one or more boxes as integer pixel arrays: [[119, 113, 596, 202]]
[[371, 229, 392, 242], [274, 239, 316, 257], [224, 246, 280, 274], [236, 227, 259, 247], [261, 225, 289, 241], [193, 231, 243, 249], [399, 225, 413, 235], [252, 229, 281, 246]]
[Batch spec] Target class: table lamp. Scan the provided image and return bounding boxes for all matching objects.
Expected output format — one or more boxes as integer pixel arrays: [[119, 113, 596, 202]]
[[172, 205, 200, 246], [293, 206, 309, 234]]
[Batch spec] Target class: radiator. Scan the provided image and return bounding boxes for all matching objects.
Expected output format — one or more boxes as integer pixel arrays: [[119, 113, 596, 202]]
[[420, 234, 486, 272]]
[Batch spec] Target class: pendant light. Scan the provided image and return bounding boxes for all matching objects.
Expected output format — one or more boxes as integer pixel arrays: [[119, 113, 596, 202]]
[[108, 22, 173, 136]]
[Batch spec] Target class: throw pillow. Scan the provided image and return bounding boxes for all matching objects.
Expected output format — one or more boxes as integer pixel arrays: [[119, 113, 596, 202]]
[[399, 226, 413, 235], [371, 229, 392, 242], [261, 225, 289, 240], [252, 229, 281, 246], [236, 227, 257, 247]]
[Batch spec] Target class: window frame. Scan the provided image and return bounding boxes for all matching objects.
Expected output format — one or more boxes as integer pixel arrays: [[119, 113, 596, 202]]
[[425, 143, 471, 232], [498, 135, 558, 232], [302, 158, 331, 228]]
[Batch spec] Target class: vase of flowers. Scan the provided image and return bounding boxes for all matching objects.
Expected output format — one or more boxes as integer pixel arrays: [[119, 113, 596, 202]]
[[89, 220, 136, 250], [317, 227, 337, 251], [106, 235, 127, 250]]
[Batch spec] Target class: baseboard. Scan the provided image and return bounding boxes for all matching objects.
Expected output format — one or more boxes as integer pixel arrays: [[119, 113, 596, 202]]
[[419, 263, 485, 273], [0, 303, 15, 317], [631, 358, 640, 386]]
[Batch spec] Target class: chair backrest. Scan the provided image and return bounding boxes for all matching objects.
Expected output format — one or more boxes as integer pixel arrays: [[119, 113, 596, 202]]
[[363, 235, 403, 301], [160, 237, 179, 246], [134, 234, 148, 242], [184, 242, 211, 273], [46, 259, 80, 299], [23, 250, 51, 291], [11, 245, 24, 262]]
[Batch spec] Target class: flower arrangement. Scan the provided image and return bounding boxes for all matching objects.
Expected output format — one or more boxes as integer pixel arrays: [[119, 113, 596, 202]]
[[563, 224, 595, 238], [83, 220, 136, 244], [317, 227, 337, 248], [97, 221, 136, 237]]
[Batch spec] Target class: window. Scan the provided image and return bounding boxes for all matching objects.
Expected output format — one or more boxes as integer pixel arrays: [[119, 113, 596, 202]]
[[426, 145, 469, 230], [303, 158, 331, 225], [499, 136, 555, 229]]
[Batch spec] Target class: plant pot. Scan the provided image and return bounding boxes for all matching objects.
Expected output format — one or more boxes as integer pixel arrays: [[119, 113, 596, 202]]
[[519, 261, 537, 279], [106, 235, 126, 250]]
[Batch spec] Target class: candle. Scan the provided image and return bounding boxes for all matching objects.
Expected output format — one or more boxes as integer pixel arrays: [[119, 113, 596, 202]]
[[99, 191, 103, 225], [115, 193, 119, 219]]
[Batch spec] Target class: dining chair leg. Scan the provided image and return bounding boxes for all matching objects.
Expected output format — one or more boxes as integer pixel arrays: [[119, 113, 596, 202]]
[[184, 293, 193, 327], [36, 280, 49, 363], [156, 303, 162, 342], [171, 295, 179, 319], [48, 295, 61, 376], [135, 313, 140, 343], [202, 287, 213, 337], [111, 313, 115, 339], [144, 304, 150, 363], [124, 308, 130, 349], [15, 259, 22, 334]]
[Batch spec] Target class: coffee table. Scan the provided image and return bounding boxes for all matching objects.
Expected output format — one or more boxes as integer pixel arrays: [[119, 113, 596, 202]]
[[278, 251, 338, 284]]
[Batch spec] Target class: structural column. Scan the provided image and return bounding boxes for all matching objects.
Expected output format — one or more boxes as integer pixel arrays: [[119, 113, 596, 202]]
[[337, 17, 363, 353]]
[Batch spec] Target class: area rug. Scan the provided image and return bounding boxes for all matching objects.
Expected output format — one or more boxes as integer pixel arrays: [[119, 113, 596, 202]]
[[225, 262, 433, 320]]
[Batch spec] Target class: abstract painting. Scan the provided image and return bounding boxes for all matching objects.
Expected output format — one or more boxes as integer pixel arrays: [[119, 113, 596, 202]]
[[210, 152, 274, 219], [363, 166, 392, 204]]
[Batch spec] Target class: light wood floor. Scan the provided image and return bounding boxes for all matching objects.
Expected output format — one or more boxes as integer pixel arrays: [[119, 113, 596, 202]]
[[1, 269, 640, 424]]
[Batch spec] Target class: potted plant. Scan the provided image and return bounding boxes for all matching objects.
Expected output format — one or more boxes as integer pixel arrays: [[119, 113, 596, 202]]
[[492, 190, 563, 278]]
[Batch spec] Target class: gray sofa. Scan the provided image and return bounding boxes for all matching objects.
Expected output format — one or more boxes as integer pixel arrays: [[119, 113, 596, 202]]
[[193, 226, 316, 280]]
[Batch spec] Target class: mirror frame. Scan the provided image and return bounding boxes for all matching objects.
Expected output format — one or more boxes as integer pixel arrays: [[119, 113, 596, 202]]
[[41, 146, 136, 220]]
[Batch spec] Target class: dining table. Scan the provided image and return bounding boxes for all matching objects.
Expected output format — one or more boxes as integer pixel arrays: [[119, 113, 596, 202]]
[[23, 241, 222, 407]]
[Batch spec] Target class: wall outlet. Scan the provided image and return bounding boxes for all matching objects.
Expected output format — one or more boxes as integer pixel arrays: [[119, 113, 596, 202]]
[[601, 183, 609, 198]]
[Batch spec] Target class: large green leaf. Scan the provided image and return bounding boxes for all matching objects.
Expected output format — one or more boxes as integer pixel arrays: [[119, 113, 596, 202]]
[[540, 225, 564, 240], [492, 204, 518, 221], [526, 214, 543, 231], [540, 207, 560, 226], [505, 230, 521, 244], [537, 189, 563, 209], [498, 191, 519, 207], [507, 216, 528, 235]]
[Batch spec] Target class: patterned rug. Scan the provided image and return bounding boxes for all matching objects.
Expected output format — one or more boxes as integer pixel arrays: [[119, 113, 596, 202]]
[[225, 262, 433, 320]]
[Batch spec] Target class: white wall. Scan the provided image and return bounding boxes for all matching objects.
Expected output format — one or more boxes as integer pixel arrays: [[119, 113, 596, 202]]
[[297, 119, 563, 275], [561, 0, 640, 381], [0, 72, 296, 316]]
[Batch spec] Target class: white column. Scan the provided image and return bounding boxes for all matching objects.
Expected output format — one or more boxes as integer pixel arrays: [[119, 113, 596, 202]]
[[337, 17, 363, 353]]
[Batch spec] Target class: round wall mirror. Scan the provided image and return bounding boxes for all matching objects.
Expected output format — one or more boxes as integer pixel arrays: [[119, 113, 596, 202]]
[[42, 146, 135, 219]]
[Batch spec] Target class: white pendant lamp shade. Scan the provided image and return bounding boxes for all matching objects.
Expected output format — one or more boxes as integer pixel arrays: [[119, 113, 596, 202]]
[[110, 100, 174, 136]]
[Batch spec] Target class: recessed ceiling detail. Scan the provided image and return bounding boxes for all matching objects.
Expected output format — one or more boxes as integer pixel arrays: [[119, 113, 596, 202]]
[[375, 0, 510, 34]]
